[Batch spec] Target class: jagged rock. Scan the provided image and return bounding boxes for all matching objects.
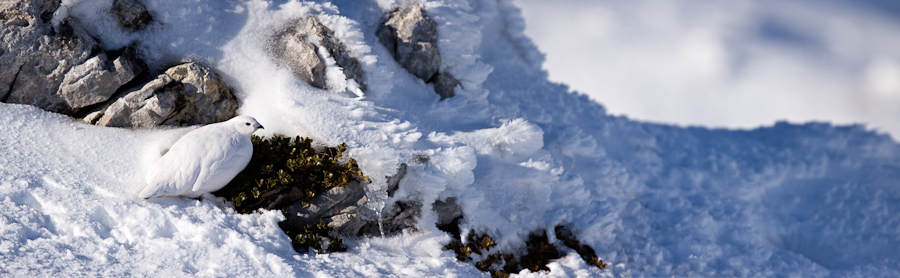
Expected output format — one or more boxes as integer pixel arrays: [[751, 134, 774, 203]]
[[285, 181, 369, 236], [59, 46, 144, 111], [91, 62, 237, 128], [1, 0, 145, 114], [377, 4, 460, 99], [377, 4, 440, 81], [2, 0, 95, 113], [112, 0, 152, 31], [272, 17, 366, 91]]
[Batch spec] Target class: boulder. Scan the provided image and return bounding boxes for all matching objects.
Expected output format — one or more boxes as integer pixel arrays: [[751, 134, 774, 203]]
[[1, 0, 145, 114], [112, 0, 152, 31], [272, 17, 366, 91], [377, 4, 440, 81], [90, 62, 237, 128], [59, 46, 144, 111], [377, 4, 460, 99]]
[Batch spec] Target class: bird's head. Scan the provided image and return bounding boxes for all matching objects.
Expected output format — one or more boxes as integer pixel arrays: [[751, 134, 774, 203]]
[[231, 115, 264, 135]]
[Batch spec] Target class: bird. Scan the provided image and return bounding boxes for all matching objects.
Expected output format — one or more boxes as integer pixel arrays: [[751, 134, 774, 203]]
[[139, 116, 264, 199]]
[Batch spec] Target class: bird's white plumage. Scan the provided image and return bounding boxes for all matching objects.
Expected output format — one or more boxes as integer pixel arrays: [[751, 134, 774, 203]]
[[139, 116, 263, 199]]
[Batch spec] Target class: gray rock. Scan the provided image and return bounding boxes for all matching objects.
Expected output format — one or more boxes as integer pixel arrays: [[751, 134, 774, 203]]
[[272, 17, 366, 91], [59, 47, 143, 111], [377, 4, 460, 99], [377, 4, 440, 81], [432, 71, 459, 100], [385, 163, 407, 197], [1, 0, 145, 114], [112, 0, 152, 31], [1, 0, 98, 113], [433, 197, 463, 228], [92, 62, 237, 128], [285, 181, 369, 236]]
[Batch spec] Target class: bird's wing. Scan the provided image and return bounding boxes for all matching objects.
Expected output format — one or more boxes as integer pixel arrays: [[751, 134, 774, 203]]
[[140, 152, 202, 198], [140, 127, 219, 198], [195, 137, 253, 193], [189, 130, 245, 193]]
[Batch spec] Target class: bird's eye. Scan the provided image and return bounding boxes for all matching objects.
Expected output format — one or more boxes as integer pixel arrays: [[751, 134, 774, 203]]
[[245, 123, 251, 126]]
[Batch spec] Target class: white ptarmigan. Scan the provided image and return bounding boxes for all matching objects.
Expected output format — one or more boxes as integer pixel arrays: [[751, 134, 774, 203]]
[[139, 116, 264, 199]]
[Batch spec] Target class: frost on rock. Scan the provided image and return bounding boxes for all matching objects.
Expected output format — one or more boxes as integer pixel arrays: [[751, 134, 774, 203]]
[[272, 17, 366, 92], [377, 3, 459, 99], [111, 0, 152, 31], [88, 62, 237, 128]]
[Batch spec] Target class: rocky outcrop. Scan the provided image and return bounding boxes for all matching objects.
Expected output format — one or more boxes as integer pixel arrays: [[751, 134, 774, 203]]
[[1, 0, 148, 115], [377, 4, 459, 99], [272, 17, 366, 92], [112, 0, 152, 31], [59, 46, 144, 111], [86, 62, 238, 128]]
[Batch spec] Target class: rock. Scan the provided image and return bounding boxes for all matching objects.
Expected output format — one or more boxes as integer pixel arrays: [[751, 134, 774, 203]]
[[377, 4, 440, 81], [1, 0, 146, 114], [285, 181, 369, 236], [377, 4, 460, 99], [431, 71, 459, 100], [385, 163, 407, 197], [272, 17, 366, 91], [1, 0, 97, 113], [59, 46, 144, 111], [433, 197, 463, 228], [112, 0, 152, 31], [91, 62, 237, 128]]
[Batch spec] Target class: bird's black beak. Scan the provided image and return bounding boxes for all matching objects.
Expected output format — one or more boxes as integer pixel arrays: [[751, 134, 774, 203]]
[[258, 125, 265, 129]]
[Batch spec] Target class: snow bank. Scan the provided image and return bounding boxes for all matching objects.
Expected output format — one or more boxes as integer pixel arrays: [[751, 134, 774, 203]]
[[2, 0, 899, 277]]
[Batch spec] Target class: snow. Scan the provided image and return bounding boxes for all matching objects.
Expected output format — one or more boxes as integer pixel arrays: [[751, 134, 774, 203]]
[[2, 0, 900, 277], [517, 0, 900, 140]]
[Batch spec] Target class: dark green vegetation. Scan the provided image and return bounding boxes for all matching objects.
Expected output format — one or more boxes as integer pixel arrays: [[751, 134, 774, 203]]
[[444, 226, 607, 277], [215, 135, 369, 253]]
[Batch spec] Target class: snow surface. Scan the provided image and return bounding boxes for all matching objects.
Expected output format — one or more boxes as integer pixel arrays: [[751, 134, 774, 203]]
[[517, 0, 900, 140], [2, 0, 900, 277]]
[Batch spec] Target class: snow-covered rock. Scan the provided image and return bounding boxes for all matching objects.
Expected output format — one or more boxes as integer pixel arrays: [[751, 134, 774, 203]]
[[112, 0, 152, 31], [377, 3, 458, 99], [272, 17, 366, 92]]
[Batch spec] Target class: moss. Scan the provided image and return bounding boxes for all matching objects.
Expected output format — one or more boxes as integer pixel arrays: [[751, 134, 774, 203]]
[[555, 225, 608, 269], [215, 135, 369, 254], [445, 227, 606, 277]]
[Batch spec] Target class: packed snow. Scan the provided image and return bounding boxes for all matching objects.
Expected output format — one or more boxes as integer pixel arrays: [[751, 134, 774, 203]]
[[2, 0, 900, 277]]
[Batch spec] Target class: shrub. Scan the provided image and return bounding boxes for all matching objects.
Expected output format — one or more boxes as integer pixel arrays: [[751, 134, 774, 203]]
[[445, 226, 606, 277], [215, 135, 369, 253]]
